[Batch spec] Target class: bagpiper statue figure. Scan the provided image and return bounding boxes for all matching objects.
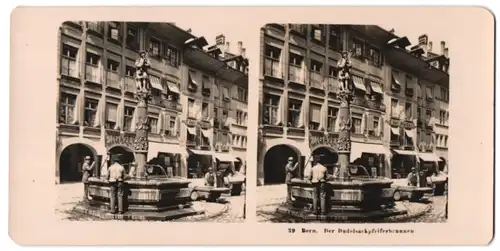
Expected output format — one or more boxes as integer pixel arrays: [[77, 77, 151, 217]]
[[135, 50, 151, 93]]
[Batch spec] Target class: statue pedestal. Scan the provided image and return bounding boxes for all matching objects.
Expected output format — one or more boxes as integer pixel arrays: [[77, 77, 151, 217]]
[[276, 178, 407, 222], [74, 177, 204, 221]]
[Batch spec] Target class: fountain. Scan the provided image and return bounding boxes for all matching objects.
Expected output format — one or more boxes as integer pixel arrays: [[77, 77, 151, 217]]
[[276, 50, 407, 222], [74, 51, 204, 221]]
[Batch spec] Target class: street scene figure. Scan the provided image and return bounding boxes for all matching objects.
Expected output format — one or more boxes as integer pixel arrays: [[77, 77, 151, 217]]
[[309, 154, 328, 215], [407, 167, 418, 186], [107, 155, 127, 214], [204, 167, 215, 187], [82, 156, 95, 201], [256, 24, 449, 223], [285, 156, 298, 202]]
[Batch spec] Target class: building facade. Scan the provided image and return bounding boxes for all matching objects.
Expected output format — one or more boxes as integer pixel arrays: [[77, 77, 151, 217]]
[[56, 21, 248, 184], [257, 24, 449, 185]]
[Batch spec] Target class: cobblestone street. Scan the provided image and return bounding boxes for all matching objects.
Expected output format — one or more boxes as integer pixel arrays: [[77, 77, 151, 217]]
[[55, 183, 245, 222], [256, 184, 447, 223]]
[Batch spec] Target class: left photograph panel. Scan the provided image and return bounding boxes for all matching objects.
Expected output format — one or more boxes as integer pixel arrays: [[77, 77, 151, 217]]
[[56, 21, 249, 222]]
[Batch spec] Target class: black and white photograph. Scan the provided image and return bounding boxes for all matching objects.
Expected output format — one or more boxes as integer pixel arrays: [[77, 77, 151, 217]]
[[256, 24, 449, 223], [55, 21, 249, 222]]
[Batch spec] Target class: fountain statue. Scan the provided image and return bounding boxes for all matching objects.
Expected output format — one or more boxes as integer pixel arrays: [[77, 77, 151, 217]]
[[75, 51, 204, 221]]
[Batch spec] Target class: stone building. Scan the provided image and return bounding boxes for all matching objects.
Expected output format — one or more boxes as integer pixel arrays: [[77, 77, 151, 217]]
[[257, 24, 449, 185], [56, 21, 248, 184]]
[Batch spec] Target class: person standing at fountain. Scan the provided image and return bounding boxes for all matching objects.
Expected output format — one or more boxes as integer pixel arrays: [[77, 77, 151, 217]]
[[107, 155, 127, 214], [204, 167, 215, 187], [285, 156, 298, 203], [82, 156, 95, 202], [407, 167, 418, 186], [310, 154, 328, 215]]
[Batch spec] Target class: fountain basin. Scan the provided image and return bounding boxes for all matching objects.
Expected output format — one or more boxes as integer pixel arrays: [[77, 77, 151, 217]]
[[276, 178, 407, 222], [87, 177, 195, 212], [74, 177, 205, 221]]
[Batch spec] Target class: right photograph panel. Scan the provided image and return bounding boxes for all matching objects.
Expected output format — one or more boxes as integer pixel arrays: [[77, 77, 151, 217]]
[[256, 24, 449, 223]]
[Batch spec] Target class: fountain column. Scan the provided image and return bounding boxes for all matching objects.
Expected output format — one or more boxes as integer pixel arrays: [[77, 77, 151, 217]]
[[133, 84, 150, 178], [336, 90, 352, 180]]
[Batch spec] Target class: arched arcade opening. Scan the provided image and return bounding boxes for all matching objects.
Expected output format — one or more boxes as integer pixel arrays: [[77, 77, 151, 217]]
[[59, 143, 97, 183], [108, 145, 135, 174], [311, 146, 338, 174], [263, 144, 300, 184]]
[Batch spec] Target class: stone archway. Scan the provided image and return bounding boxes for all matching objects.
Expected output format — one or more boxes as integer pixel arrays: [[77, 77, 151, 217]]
[[263, 144, 301, 184], [59, 143, 98, 183]]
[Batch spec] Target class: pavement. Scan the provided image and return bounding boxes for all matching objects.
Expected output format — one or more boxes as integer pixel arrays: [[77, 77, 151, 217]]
[[56, 182, 245, 222], [256, 183, 447, 223]]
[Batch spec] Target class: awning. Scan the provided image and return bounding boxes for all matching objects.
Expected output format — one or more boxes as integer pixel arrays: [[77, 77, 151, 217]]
[[147, 142, 188, 160], [351, 75, 366, 91], [392, 149, 417, 156], [149, 75, 163, 90], [289, 47, 304, 56], [390, 127, 400, 135], [213, 152, 237, 162], [418, 152, 440, 162], [166, 80, 180, 94], [392, 72, 404, 86], [369, 81, 383, 94], [186, 126, 197, 135], [265, 40, 284, 49], [350, 142, 388, 162], [201, 129, 211, 138], [404, 129, 413, 138], [188, 149, 212, 156]]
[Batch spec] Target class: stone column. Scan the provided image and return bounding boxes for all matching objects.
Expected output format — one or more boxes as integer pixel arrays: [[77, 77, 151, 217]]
[[134, 89, 150, 178], [336, 51, 354, 180], [337, 91, 352, 179]]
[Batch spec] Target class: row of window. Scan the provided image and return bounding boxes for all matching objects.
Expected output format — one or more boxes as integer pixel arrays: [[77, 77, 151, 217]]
[[391, 98, 450, 127], [271, 25, 382, 67], [435, 134, 449, 148], [186, 99, 247, 127], [262, 94, 381, 135], [84, 22, 181, 67], [392, 70, 449, 102], [186, 128, 233, 147], [59, 93, 177, 134]]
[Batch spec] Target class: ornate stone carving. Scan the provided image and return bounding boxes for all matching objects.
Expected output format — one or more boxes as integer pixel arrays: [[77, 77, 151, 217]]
[[309, 134, 339, 150], [105, 133, 135, 149], [134, 136, 149, 151], [336, 135, 351, 152], [338, 115, 352, 132], [136, 118, 149, 132]]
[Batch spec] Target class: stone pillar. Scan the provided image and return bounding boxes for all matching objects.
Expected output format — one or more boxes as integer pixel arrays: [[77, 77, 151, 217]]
[[336, 51, 354, 180], [134, 90, 149, 178], [337, 91, 352, 179]]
